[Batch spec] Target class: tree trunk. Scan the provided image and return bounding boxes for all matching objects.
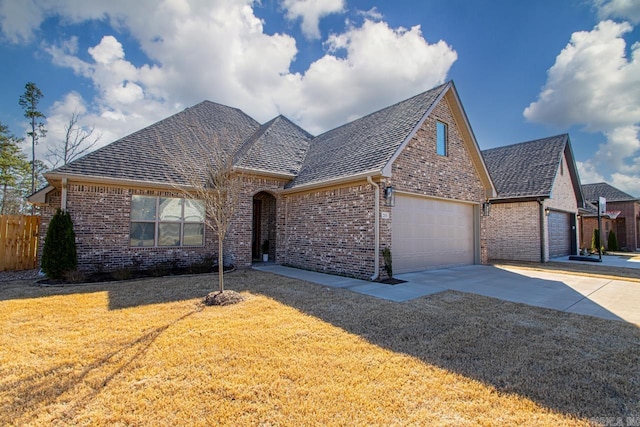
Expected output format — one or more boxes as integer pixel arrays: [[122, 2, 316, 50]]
[[218, 234, 224, 293], [1, 183, 6, 215]]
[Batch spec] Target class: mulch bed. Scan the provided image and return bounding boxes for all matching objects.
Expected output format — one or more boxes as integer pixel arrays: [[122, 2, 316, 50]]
[[377, 277, 406, 285]]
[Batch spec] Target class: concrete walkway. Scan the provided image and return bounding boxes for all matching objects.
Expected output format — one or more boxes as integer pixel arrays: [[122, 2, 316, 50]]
[[252, 263, 640, 326], [552, 253, 640, 269]]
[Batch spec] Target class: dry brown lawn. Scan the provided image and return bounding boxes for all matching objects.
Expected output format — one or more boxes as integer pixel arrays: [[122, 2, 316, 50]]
[[1, 269, 639, 426]]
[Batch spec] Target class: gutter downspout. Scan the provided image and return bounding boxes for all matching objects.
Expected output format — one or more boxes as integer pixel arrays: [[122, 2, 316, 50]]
[[367, 176, 380, 281], [61, 178, 68, 212], [538, 198, 545, 263]]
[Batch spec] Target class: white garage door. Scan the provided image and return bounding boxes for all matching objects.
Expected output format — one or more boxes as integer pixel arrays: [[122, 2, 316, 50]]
[[392, 195, 475, 274]]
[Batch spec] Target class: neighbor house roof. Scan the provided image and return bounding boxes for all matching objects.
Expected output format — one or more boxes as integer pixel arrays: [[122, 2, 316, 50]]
[[49, 101, 260, 186], [482, 134, 583, 205], [581, 182, 639, 203]]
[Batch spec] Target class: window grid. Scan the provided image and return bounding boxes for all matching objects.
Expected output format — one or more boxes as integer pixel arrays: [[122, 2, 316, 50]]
[[130, 196, 205, 247]]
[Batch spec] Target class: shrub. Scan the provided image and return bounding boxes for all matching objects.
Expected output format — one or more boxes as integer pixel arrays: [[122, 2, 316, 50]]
[[382, 247, 393, 278], [41, 209, 77, 280], [188, 256, 215, 274], [607, 230, 619, 251], [111, 268, 134, 281], [591, 229, 600, 253], [63, 270, 87, 284], [148, 261, 172, 277]]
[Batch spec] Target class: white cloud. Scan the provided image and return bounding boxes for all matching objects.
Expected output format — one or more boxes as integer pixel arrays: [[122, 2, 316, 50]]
[[594, 0, 640, 24], [524, 20, 640, 132], [597, 126, 640, 173], [2, 0, 457, 161], [0, 0, 44, 43], [610, 172, 640, 196], [357, 7, 383, 21], [524, 20, 640, 198], [289, 20, 457, 133], [576, 160, 605, 184], [281, 0, 345, 39]]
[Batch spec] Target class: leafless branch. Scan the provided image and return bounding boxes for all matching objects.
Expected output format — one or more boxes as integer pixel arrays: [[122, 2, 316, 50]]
[[48, 111, 101, 167]]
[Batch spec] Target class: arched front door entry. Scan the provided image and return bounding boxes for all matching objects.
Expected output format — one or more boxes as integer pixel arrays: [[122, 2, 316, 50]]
[[252, 192, 277, 261]]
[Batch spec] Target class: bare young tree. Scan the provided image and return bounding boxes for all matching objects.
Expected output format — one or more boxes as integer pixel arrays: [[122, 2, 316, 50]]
[[48, 111, 101, 167], [164, 128, 245, 294]]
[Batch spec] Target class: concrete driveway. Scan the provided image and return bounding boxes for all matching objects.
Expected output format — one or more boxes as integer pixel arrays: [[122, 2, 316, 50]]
[[253, 263, 640, 326]]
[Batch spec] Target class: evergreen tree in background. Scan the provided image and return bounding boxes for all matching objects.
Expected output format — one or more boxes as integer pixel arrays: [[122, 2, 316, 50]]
[[591, 228, 600, 253], [0, 121, 30, 215], [18, 82, 47, 203]]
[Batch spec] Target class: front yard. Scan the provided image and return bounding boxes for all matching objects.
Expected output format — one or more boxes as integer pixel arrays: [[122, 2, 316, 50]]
[[1, 269, 638, 426]]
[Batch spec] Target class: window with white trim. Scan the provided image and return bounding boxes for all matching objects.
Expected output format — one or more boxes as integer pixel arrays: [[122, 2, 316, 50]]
[[130, 196, 205, 247]]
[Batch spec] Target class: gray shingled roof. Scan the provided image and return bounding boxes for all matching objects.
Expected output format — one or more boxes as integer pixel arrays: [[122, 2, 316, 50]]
[[482, 134, 569, 199], [52, 101, 260, 185], [50, 82, 462, 190], [288, 83, 448, 188], [582, 182, 638, 202], [234, 115, 313, 176]]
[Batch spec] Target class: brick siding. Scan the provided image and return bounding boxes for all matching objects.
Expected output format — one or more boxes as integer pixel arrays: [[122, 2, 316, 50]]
[[486, 152, 580, 262], [485, 201, 541, 262], [282, 183, 379, 279], [40, 177, 288, 272], [391, 95, 488, 263]]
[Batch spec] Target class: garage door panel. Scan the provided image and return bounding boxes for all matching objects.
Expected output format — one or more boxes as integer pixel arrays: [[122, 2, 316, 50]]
[[548, 211, 571, 257], [392, 195, 475, 274]]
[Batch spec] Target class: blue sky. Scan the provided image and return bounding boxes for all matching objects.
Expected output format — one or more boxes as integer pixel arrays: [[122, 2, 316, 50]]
[[0, 0, 639, 196]]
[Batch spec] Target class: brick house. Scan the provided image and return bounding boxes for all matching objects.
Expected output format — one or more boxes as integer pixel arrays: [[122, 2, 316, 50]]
[[580, 183, 640, 251], [30, 81, 496, 279], [482, 134, 584, 262]]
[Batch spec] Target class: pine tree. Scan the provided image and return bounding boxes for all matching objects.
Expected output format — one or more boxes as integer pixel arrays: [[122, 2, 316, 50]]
[[0, 121, 29, 215], [591, 229, 600, 253], [42, 209, 77, 279], [18, 82, 46, 201]]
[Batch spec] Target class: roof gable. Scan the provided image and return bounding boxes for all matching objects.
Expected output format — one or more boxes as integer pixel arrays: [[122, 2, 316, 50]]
[[234, 115, 313, 177], [582, 182, 639, 202], [287, 84, 449, 188], [483, 134, 583, 204]]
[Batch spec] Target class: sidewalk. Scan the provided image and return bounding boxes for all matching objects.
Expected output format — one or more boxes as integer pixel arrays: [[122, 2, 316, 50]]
[[552, 254, 640, 269]]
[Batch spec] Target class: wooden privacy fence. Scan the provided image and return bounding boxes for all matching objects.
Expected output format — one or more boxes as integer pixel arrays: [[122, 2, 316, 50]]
[[0, 215, 40, 272]]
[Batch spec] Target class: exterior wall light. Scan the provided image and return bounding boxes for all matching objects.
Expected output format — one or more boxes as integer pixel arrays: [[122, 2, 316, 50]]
[[384, 185, 395, 207], [482, 201, 491, 216]]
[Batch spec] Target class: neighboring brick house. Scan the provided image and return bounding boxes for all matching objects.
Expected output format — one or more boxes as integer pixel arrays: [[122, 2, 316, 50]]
[[482, 134, 584, 262], [580, 183, 640, 251], [30, 81, 496, 279]]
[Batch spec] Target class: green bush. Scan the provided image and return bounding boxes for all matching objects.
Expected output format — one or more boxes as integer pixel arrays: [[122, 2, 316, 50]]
[[607, 230, 619, 251], [591, 229, 600, 253], [42, 209, 77, 279]]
